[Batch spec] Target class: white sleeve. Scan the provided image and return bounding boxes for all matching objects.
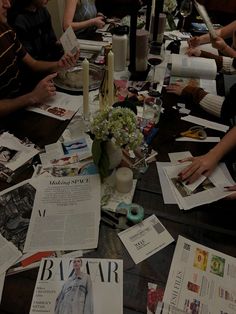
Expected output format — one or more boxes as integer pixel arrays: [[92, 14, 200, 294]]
[[222, 57, 236, 73], [199, 94, 225, 117]]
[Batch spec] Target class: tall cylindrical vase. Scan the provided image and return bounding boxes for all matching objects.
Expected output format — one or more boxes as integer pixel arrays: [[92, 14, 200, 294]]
[[105, 140, 123, 170]]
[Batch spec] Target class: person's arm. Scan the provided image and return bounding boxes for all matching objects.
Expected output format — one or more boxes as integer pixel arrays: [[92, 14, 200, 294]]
[[188, 20, 236, 47], [178, 126, 236, 184], [211, 36, 236, 57], [166, 83, 224, 118], [22, 50, 80, 73], [0, 73, 57, 117], [217, 20, 236, 39], [63, 0, 105, 32]]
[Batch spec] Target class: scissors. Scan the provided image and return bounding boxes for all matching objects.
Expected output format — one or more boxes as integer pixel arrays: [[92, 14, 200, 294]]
[[180, 126, 207, 140]]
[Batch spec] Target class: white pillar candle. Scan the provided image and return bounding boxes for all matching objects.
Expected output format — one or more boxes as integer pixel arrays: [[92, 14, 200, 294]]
[[115, 167, 133, 193], [136, 29, 149, 72], [82, 58, 89, 118], [108, 50, 114, 106]]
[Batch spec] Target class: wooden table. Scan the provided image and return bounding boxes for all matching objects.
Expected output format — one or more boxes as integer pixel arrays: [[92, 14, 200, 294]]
[[0, 89, 236, 314]]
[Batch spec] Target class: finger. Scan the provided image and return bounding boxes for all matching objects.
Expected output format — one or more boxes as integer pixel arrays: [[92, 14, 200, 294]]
[[224, 191, 236, 200], [178, 157, 194, 163], [224, 185, 236, 191], [45, 72, 57, 81], [179, 163, 201, 180]]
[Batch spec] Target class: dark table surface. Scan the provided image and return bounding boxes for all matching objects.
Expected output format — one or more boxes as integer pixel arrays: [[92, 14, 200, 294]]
[[0, 86, 236, 314]]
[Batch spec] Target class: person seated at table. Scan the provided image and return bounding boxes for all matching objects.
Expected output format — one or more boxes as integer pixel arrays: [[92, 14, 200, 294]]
[[186, 46, 236, 74], [166, 57, 236, 122], [63, 0, 105, 38], [176, 125, 236, 199], [0, 0, 80, 118], [188, 20, 236, 57], [7, 0, 63, 61]]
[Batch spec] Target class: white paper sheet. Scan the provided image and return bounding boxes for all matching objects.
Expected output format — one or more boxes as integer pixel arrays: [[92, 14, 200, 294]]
[[181, 115, 229, 132], [176, 136, 220, 142], [60, 26, 79, 54], [118, 215, 174, 264]]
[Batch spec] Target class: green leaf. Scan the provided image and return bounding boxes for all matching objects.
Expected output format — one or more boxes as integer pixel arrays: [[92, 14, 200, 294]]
[[99, 148, 110, 179], [92, 139, 102, 166]]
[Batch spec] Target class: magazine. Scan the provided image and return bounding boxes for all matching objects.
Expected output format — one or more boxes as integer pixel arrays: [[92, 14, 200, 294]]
[[30, 257, 123, 314], [27, 91, 83, 120], [163, 235, 236, 313], [170, 54, 217, 86]]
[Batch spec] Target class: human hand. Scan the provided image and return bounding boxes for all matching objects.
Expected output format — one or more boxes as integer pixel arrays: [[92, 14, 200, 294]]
[[177, 152, 218, 184], [166, 82, 186, 96], [211, 36, 227, 51], [31, 73, 57, 104], [186, 47, 201, 57], [93, 16, 105, 29], [188, 36, 201, 48], [57, 49, 80, 69], [224, 185, 236, 200]]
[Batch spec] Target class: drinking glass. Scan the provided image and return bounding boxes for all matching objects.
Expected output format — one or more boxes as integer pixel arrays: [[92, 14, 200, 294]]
[[180, 0, 193, 32], [147, 41, 165, 96]]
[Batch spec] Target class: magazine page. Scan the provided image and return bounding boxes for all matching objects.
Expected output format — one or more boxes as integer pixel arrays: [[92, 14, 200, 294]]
[[30, 257, 123, 314], [179, 41, 218, 56], [27, 92, 83, 121], [0, 272, 5, 303], [163, 235, 236, 313], [0, 132, 39, 171], [0, 179, 37, 252], [24, 174, 101, 252], [155, 302, 187, 313], [171, 54, 217, 80], [0, 233, 22, 275], [163, 162, 235, 210]]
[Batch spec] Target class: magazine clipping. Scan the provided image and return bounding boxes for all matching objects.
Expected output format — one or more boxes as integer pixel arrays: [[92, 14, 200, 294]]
[[30, 257, 123, 314], [163, 235, 236, 314]]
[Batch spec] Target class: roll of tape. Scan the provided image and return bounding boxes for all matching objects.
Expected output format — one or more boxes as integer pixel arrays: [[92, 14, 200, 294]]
[[127, 203, 144, 224]]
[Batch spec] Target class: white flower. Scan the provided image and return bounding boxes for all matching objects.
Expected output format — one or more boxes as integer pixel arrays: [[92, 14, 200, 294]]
[[164, 0, 177, 13]]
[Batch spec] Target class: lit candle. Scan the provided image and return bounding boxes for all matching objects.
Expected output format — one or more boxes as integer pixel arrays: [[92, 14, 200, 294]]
[[108, 50, 114, 106], [82, 58, 89, 118], [115, 167, 133, 193]]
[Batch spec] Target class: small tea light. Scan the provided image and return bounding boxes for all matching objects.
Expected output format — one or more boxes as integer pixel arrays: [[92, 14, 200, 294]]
[[115, 167, 133, 193]]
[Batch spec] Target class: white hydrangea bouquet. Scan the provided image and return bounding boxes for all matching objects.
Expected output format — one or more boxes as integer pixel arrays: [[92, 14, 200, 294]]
[[164, 0, 177, 13], [90, 107, 143, 178]]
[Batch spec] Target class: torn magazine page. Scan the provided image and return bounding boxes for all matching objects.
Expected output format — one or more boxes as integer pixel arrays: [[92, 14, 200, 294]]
[[27, 91, 83, 120], [0, 132, 39, 171], [24, 175, 101, 252], [0, 233, 22, 275], [163, 163, 235, 210]]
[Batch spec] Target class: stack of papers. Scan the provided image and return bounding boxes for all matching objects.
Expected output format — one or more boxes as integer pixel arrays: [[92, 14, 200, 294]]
[[157, 160, 235, 210]]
